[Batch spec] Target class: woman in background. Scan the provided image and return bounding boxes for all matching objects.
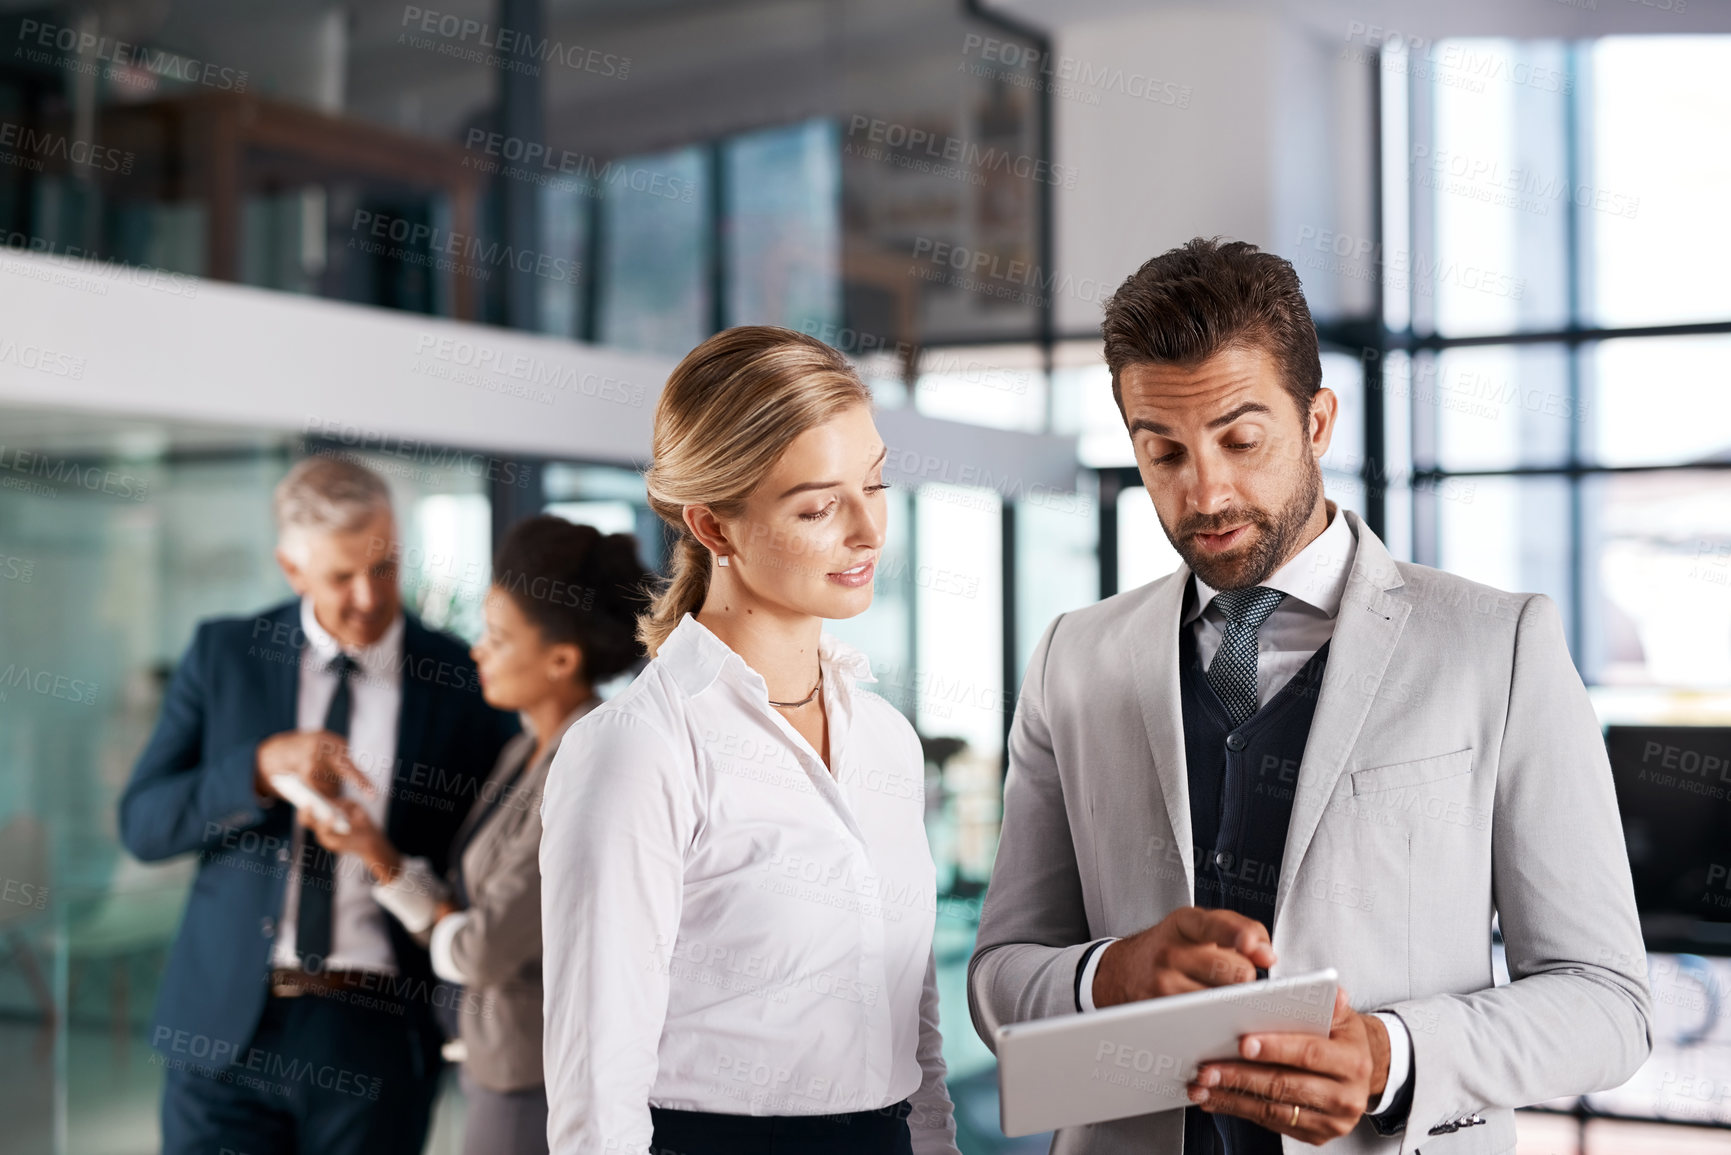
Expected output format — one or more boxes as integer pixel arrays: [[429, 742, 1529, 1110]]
[[310, 515, 650, 1155], [540, 326, 960, 1155]]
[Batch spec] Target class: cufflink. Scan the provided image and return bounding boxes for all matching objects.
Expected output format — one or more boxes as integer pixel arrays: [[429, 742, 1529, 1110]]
[[1427, 1114, 1486, 1136]]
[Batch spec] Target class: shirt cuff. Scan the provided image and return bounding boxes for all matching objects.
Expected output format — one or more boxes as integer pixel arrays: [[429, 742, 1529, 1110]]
[[1076, 938, 1118, 1012], [1369, 1011, 1413, 1118], [370, 856, 447, 935], [429, 910, 471, 985]]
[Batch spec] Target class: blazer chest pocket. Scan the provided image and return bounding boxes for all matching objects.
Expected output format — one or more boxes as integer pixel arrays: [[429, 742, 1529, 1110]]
[[1350, 747, 1474, 795]]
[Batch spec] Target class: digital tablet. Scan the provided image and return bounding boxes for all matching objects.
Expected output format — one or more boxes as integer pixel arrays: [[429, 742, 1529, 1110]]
[[268, 773, 352, 835], [994, 968, 1339, 1137]]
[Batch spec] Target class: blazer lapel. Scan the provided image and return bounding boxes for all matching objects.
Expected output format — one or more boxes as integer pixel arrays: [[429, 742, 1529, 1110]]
[[1127, 569, 1198, 898], [1272, 512, 1410, 932], [266, 601, 303, 732], [258, 601, 303, 909]]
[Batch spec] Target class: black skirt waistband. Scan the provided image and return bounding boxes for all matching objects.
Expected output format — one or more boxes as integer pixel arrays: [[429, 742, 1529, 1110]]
[[649, 1099, 914, 1155]]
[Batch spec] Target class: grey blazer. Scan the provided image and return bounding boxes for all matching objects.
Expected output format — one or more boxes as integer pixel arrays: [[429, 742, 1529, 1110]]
[[447, 700, 596, 1093], [968, 509, 1652, 1154]]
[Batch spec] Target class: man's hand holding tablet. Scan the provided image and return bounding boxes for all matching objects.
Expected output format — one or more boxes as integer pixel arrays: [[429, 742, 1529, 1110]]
[[1188, 986, 1391, 1144], [1090, 905, 1390, 1143]]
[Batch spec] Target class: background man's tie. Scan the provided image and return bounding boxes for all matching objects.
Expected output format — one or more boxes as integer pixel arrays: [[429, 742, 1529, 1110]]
[[295, 652, 358, 966], [1205, 586, 1287, 726]]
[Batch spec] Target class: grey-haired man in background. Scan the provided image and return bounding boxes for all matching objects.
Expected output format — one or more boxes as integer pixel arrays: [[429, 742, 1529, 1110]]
[[121, 456, 516, 1155]]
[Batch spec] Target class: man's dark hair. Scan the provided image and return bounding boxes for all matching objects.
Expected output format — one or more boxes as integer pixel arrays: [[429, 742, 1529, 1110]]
[[1101, 236, 1322, 420], [492, 514, 652, 684]]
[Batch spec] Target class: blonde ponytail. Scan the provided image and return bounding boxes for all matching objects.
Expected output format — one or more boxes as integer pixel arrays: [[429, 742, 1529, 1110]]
[[635, 325, 871, 657], [637, 534, 713, 658]]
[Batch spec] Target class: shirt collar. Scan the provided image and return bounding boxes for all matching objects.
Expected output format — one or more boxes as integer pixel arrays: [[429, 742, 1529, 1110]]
[[658, 612, 876, 700], [1184, 499, 1357, 626], [299, 596, 405, 680]]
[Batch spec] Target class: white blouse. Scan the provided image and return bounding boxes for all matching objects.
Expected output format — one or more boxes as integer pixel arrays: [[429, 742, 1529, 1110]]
[[539, 614, 959, 1154]]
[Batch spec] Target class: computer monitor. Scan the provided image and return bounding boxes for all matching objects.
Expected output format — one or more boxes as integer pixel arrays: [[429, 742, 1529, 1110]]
[[1604, 725, 1731, 955]]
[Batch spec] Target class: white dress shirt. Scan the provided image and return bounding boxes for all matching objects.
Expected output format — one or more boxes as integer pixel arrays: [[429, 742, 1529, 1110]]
[[270, 599, 404, 974], [1079, 501, 1414, 1117], [540, 613, 959, 1155]]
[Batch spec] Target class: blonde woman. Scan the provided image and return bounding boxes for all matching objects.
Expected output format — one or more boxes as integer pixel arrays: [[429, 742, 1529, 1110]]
[[540, 327, 960, 1154]]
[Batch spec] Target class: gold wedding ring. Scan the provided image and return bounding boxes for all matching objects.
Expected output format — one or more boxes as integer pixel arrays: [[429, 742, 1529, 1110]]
[[1289, 1103, 1301, 1127]]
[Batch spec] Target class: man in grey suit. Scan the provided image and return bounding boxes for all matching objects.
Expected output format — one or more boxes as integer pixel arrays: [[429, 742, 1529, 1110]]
[[968, 237, 1651, 1153]]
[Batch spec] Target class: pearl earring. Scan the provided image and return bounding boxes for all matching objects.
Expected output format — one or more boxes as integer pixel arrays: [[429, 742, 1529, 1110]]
[[716, 554, 729, 567]]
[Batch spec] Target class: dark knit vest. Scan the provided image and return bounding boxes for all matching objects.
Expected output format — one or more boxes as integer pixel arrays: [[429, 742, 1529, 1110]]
[[1179, 625, 1331, 1155]]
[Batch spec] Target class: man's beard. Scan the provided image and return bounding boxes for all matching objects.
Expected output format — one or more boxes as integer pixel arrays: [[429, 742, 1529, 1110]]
[[1161, 463, 1322, 591]]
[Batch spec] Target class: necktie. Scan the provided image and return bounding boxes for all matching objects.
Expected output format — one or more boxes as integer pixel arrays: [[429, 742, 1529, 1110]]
[[1205, 586, 1286, 727], [295, 652, 357, 967]]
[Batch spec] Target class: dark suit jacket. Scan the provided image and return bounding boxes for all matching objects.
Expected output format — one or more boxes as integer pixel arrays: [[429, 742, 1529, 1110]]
[[119, 598, 518, 1065]]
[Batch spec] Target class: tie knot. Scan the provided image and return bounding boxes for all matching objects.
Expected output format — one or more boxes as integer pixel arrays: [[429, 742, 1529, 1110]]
[[327, 652, 359, 681], [1212, 585, 1286, 630]]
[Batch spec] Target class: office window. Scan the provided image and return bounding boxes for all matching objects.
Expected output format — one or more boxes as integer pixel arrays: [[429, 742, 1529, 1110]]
[[1051, 341, 1129, 468], [912, 485, 1004, 894], [1387, 35, 1731, 685], [914, 343, 1047, 433], [1589, 39, 1731, 328], [723, 120, 842, 333], [1588, 335, 1731, 469], [595, 147, 711, 358], [1420, 39, 1571, 338], [1116, 487, 1181, 594], [1412, 345, 1574, 473], [536, 179, 595, 341], [1015, 476, 1098, 679], [1584, 470, 1731, 688]]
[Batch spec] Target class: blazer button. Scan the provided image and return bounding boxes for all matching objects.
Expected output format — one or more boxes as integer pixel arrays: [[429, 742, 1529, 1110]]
[[1225, 733, 1246, 752], [260, 917, 276, 938]]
